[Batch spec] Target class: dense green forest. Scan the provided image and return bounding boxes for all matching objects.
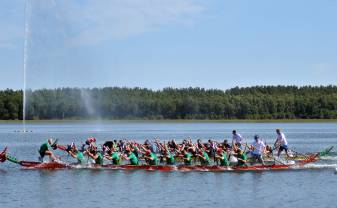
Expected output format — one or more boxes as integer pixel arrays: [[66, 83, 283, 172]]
[[1, 86, 337, 120]]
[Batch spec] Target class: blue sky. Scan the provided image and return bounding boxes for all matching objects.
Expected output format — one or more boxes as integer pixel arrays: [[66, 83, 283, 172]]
[[0, 0, 337, 90]]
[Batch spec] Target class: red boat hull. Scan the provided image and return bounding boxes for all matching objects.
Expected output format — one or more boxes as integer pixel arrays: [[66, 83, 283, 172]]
[[20, 161, 69, 169], [4, 149, 318, 171], [17, 162, 311, 171]]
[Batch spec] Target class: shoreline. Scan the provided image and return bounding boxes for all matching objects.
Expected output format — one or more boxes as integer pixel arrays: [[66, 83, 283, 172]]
[[1, 119, 337, 124]]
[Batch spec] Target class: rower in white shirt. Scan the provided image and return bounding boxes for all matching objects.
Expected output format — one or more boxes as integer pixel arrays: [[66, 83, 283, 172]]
[[251, 135, 266, 165], [232, 130, 244, 149], [274, 129, 290, 157]]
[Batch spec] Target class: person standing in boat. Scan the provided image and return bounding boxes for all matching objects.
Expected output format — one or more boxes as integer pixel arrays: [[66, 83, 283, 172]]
[[232, 130, 244, 150], [38, 138, 58, 162], [251, 135, 266, 165], [274, 129, 290, 157]]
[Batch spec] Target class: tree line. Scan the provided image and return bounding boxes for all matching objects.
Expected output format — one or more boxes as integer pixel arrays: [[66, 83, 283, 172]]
[[0, 85, 337, 120]]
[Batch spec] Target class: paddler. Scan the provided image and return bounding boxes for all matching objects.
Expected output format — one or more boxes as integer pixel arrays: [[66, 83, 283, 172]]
[[86, 147, 104, 165], [208, 139, 217, 160], [144, 149, 159, 165], [38, 138, 58, 162], [67, 142, 86, 165], [274, 129, 290, 157], [197, 148, 211, 165], [235, 148, 247, 166], [197, 139, 205, 149], [222, 139, 232, 150], [265, 145, 273, 157], [86, 137, 97, 146], [250, 135, 266, 165], [215, 148, 229, 166], [81, 137, 97, 151], [182, 149, 193, 165], [104, 147, 121, 165], [123, 146, 139, 165], [130, 142, 140, 158], [163, 148, 175, 165]]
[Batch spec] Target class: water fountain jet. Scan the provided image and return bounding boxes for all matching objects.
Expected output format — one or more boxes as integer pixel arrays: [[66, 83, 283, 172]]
[[23, 0, 32, 133]]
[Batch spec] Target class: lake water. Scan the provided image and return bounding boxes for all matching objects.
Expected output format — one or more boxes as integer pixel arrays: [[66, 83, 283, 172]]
[[0, 121, 337, 208]]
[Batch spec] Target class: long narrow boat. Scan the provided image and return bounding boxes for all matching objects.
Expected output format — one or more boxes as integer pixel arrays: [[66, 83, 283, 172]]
[[98, 152, 318, 172], [0, 146, 326, 171]]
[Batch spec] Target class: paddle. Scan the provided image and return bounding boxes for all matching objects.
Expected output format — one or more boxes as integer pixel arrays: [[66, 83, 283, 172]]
[[263, 140, 288, 166], [272, 155, 289, 166]]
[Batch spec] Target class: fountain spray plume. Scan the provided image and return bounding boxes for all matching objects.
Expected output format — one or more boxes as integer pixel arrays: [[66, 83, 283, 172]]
[[79, 88, 103, 132], [80, 88, 102, 121], [23, 0, 32, 133]]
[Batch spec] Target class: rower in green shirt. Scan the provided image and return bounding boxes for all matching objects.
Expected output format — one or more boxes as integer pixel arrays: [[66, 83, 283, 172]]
[[197, 149, 211, 165], [86, 149, 104, 165], [236, 149, 247, 167], [96, 152, 104, 165], [76, 152, 85, 165], [111, 152, 121, 165], [182, 150, 192, 165], [105, 149, 121, 165], [144, 150, 159, 165], [124, 147, 139, 165], [67, 143, 85, 165], [38, 138, 58, 162], [163, 149, 175, 165], [132, 144, 140, 158], [215, 148, 229, 167]]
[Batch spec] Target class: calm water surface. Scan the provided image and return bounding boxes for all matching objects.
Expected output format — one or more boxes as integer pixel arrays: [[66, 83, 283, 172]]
[[0, 121, 337, 208]]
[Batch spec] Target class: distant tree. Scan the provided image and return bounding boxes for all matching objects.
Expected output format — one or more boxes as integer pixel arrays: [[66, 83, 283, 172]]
[[1, 85, 337, 120]]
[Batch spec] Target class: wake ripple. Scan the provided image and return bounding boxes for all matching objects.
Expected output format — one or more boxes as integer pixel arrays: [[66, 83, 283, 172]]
[[304, 163, 337, 169]]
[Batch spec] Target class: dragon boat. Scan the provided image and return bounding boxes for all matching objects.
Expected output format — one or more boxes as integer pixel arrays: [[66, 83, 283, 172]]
[[0, 146, 333, 172]]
